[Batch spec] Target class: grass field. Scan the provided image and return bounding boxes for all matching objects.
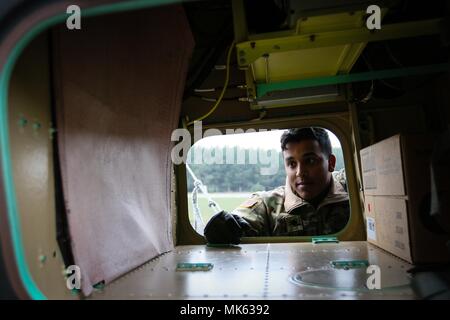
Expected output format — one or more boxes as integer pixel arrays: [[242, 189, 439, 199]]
[[187, 193, 251, 226]]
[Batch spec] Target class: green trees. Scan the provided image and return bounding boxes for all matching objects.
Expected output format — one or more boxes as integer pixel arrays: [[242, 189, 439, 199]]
[[186, 146, 344, 193]]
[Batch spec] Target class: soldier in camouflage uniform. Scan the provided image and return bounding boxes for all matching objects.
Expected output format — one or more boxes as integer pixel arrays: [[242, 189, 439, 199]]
[[204, 127, 350, 244]]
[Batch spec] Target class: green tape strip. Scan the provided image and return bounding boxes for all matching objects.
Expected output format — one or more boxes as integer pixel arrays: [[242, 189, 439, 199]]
[[176, 263, 214, 271], [92, 281, 105, 290], [331, 260, 369, 269], [0, 0, 179, 300], [312, 236, 339, 244]]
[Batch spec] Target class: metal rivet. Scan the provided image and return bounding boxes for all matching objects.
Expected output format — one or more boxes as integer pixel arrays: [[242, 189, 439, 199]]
[[39, 255, 47, 263], [33, 122, 42, 130], [18, 116, 28, 127], [49, 127, 57, 137]]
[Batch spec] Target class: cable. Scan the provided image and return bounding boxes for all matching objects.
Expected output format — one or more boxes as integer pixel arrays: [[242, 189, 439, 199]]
[[193, 94, 245, 102], [250, 110, 267, 122], [182, 20, 233, 101], [384, 42, 404, 67], [187, 41, 235, 127], [194, 83, 246, 93], [362, 53, 403, 91], [360, 80, 374, 104]]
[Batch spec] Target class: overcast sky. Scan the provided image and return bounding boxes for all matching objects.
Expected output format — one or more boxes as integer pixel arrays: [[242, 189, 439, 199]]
[[193, 129, 341, 150]]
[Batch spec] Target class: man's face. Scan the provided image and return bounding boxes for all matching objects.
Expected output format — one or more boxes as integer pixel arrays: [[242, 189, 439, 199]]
[[283, 139, 336, 201]]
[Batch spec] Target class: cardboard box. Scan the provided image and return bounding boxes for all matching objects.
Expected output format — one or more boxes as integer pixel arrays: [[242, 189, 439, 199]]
[[361, 134, 449, 264]]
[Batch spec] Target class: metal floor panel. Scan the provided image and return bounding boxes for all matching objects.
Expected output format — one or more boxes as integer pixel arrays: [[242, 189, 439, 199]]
[[88, 242, 415, 300]]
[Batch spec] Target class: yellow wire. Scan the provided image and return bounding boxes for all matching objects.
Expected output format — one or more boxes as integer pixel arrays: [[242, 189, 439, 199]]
[[187, 41, 236, 127]]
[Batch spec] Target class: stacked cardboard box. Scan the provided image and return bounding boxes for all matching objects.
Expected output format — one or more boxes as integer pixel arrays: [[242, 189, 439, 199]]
[[361, 134, 449, 264]]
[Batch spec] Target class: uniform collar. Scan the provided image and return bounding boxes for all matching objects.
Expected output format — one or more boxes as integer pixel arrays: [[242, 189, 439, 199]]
[[284, 174, 348, 213]]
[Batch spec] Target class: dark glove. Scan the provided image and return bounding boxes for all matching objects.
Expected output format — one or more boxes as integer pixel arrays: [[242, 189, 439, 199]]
[[204, 210, 253, 244]]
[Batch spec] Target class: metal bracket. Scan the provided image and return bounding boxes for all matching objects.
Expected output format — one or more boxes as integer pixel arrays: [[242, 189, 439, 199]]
[[312, 236, 339, 244], [176, 263, 214, 271], [237, 19, 443, 67], [331, 259, 369, 269]]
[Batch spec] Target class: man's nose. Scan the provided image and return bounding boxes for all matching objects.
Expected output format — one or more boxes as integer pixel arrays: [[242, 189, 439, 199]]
[[295, 164, 302, 177], [295, 164, 308, 178]]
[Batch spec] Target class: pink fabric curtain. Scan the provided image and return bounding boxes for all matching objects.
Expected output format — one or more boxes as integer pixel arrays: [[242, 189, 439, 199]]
[[54, 5, 194, 296]]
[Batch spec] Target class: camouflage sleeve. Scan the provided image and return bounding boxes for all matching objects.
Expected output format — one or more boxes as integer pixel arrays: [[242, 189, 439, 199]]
[[231, 195, 271, 236]]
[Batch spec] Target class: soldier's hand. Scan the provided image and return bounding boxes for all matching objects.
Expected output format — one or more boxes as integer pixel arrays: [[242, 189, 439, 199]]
[[204, 211, 252, 244], [231, 214, 258, 236]]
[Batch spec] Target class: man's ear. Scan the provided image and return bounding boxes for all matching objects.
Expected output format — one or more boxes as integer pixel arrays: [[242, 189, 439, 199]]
[[328, 154, 336, 172]]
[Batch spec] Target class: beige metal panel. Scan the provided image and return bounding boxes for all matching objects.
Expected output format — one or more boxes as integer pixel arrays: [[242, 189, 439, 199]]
[[8, 33, 75, 299], [89, 242, 415, 300]]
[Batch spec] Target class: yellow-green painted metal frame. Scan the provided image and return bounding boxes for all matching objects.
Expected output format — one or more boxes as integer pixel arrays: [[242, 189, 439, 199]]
[[176, 112, 366, 245], [236, 18, 443, 68], [246, 9, 374, 84]]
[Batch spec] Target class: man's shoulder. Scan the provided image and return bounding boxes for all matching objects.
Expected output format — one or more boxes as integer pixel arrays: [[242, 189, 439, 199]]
[[332, 168, 348, 193], [235, 187, 285, 212], [253, 186, 285, 202], [235, 188, 283, 212]]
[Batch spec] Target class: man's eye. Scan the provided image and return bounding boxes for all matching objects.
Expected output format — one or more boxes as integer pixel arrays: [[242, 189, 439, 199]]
[[306, 158, 317, 165], [288, 161, 296, 168]]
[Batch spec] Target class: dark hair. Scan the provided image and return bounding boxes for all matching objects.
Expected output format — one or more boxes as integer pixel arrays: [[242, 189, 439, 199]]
[[280, 127, 332, 156]]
